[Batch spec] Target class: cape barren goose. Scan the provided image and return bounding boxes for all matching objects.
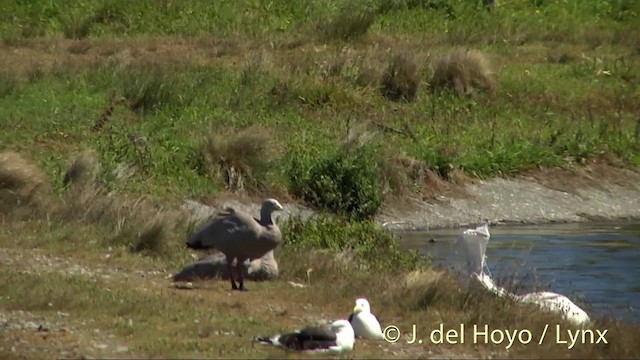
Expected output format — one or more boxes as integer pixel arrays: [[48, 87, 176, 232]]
[[172, 249, 279, 283], [186, 198, 284, 291]]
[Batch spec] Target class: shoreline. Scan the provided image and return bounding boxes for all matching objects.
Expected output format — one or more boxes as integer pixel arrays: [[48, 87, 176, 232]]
[[182, 167, 640, 232]]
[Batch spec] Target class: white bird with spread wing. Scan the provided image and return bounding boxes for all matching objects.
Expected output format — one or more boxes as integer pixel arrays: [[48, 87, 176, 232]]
[[456, 222, 590, 326]]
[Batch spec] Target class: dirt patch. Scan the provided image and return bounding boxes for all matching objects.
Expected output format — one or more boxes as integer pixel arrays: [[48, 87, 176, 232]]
[[0, 309, 131, 359], [521, 163, 640, 195]]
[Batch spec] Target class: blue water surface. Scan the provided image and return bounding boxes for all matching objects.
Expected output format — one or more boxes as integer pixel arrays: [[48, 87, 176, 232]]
[[398, 222, 640, 323]]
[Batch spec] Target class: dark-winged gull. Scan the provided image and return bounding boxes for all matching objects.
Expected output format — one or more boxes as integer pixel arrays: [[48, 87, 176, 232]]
[[254, 319, 355, 353], [186, 198, 283, 291], [457, 223, 590, 326], [348, 298, 384, 341], [172, 249, 278, 282]]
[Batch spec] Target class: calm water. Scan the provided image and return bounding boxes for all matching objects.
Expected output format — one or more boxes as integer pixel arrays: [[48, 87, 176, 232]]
[[397, 222, 640, 323]]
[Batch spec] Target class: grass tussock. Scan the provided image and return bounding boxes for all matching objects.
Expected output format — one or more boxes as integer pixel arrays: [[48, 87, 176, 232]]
[[430, 48, 498, 96], [319, 4, 377, 42], [62, 150, 101, 189], [130, 218, 167, 255], [3, 149, 184, 259], [117, 64, 195, 114], [63, 194, 180, 259], [0, 151, 55, 215], [381, 52, 420, 102], [202, 124, 279, 193], [379, 152, 430, 196]]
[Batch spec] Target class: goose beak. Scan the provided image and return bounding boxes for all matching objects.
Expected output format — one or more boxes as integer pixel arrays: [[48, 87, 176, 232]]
[[353, 304, 362, 313]]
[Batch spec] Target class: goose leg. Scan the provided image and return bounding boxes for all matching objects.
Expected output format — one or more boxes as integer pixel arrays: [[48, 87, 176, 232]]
[[237, 258, 248, 291], [226, 255, 238, 291]]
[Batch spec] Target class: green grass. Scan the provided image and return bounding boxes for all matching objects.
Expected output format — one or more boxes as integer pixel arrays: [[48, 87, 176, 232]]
[[2, 44, 639, 214]]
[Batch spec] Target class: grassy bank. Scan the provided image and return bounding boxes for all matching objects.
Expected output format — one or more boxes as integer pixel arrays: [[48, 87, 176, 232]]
[[1, 0, 639, 218], [1, 0, 640, 358]]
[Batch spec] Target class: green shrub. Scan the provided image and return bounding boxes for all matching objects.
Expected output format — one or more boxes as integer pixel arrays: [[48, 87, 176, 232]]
[[281, 214, 427, 273], [287, 143, 383, 221]]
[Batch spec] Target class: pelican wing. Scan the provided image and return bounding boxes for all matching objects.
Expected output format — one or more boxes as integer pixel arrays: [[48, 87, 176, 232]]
[[456, 224, 490, 275]]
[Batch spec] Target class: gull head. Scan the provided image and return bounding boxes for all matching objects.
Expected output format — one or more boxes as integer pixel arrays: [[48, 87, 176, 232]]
[[353, 298, 371, 314]]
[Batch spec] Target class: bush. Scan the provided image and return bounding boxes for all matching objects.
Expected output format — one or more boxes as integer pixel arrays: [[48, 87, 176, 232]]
[[280, 214, 427, 273], [287, 144, 383, 221]]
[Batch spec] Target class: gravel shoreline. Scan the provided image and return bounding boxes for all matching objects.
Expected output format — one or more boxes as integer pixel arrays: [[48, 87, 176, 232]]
[[377, 175, 640, 232], [182, 168, 640, 232]]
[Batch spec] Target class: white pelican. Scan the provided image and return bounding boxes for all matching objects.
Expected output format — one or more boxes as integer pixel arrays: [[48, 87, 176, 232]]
[[457, 223, 590, 326]]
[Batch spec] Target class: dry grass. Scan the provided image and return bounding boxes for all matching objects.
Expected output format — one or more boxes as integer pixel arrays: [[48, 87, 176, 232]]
[[1, 149, 185, 258], [62, 149, 100, 188], [380, 52, 420, 102], [378, 152, 425, 197], [341, 120, 376, 154], [0, 151, 55, 215], [129, 219, 167, 255], [378, 152, 470, 201], [319, 4, 377, 42], [59, 184, 182, 258], [202, 124, 279, 193], [0, 23, 638, 356], [430, 48, 498, 96], [67, 39, 93, 54]]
